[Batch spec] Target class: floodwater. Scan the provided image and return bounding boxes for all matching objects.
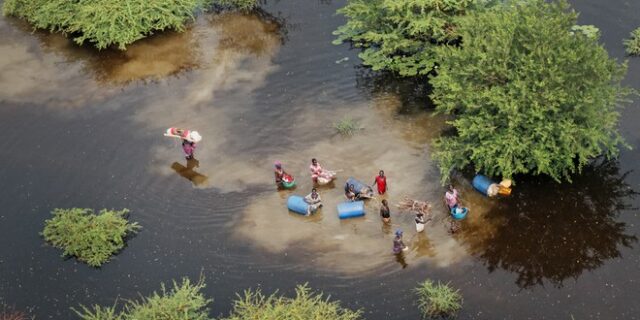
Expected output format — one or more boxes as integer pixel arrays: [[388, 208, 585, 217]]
[[0, 0, 639, 319]]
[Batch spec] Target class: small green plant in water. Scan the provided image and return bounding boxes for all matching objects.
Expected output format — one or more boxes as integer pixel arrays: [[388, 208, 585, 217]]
[[624, 27, 640, 56], [74, 277, 211, 320], [42, 208, 140, 267], [334, 117, 362, 136], [226, 284, 363, 320], [414, 279, 462, 318]]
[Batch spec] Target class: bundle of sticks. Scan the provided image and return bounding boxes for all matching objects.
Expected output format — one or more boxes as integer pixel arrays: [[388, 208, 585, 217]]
[[397, 196, 432, 216]]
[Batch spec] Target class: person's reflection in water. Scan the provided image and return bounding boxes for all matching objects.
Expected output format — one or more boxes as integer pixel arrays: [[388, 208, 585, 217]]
[[395, 251, 408, 269], [171, 158, 208, 186]]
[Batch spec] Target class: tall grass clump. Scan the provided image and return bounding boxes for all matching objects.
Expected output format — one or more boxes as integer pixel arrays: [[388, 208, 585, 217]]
[[414, 280, 462, 318], [74, 277, 211, 320], [624, 27, 640, 56], [214, 0, 258, 11], [226, 284, 363, 320], [1, 0, 256, 50], [42, 208, 140, 267], [1, 305, 32, 320], [333, 116, 362, 136]]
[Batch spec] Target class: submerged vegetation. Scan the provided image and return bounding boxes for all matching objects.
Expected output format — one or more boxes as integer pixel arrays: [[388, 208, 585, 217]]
[[74, 278, 211, 320], [226, 284, 362, 320], [333, 116, 362, 136], [42, 208, 140, 267], [430, 0, 632, 182], [414, 280, 462, 318], [75, 280, 362, 320], [624, 27, 640, 56], [2, 0, 258, 49], [333, 0, 482, 76]]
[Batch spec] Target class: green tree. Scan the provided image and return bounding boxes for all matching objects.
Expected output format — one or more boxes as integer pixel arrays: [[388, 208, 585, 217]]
[[42, 208, 140, 267], [333, 0, 485, 76], [624, 27, 640, 56], [74, 277, 211, 320], [430, 0, 633, 183]]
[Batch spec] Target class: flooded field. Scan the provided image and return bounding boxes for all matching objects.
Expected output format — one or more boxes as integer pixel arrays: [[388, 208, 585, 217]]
[[1, 0, 639, 318]]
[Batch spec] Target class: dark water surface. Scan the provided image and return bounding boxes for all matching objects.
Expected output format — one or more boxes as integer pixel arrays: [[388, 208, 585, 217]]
[[1, 0, 639, 319]]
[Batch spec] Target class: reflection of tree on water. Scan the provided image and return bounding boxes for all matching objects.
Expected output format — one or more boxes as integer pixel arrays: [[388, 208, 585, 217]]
[[464, 159, 637, 288], [354, 67, 435, 112]]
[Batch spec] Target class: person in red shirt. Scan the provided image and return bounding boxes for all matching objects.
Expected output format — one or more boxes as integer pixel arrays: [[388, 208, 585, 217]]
[[373, 170, 387, 194]]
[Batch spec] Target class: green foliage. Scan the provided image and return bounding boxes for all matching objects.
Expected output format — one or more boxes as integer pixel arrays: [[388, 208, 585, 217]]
[[2, 0, 208, 49], [571, 25, 600, 39], [333, 116, 362, 136], [42, 208, 140, 267], [624, 27, 640, 56], [74, 277, 211, 320], [226, 284, 363, 320], [414, 280, 462, 318], [430, 0, 633, 183], [333, 0, 486, 76], [214, 0, 258, 11]]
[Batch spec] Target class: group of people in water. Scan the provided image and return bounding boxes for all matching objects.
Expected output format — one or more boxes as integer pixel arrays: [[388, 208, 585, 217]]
[[273, 158, 462, 255]]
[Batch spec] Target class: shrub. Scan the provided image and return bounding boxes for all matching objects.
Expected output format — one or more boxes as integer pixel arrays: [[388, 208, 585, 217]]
[[42, 208, 140, 267], [414, 280, 462, 318], [333, 117, 362, 136], [74, 277, 211, 320], [624, 27, 640, 56], [333, 0, 487, 76], [2, 0, 211, 49], [430, 0, 633, 183], [214, 0, 258, 11], [0, 305, 31, 320], [225, 284, 362, 320]]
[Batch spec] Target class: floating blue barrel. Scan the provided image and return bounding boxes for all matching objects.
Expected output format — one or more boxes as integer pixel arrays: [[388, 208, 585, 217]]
[[472, 174, 495, 196], [287, 195, 309, 215], [450, 206, 468, 220], [337, 201, 365, 219]]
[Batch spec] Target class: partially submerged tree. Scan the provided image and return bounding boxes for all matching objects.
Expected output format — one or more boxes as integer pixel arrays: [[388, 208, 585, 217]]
[[2, 0, 259, 49], [226, 284, 363, 320], [430, 0, 633, 183], [42, 208, 140, 267], [74, 277, 211, 320], [624, 27, 640, 56], [333, 0, 484, 76]]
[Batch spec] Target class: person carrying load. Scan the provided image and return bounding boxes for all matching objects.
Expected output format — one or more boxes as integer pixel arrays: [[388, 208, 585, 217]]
[[309, 158, 336, 184], [444, 185, 459, 209]]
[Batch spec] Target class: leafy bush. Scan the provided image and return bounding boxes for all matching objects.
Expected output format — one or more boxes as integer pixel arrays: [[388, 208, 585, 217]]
[[225, 284, 362, 320], [333, 116, 362, 136], [74, 277, 211, 320], [214, 0, 258, 11], [42, 208, 140, 267], [430, 0, 633, 183], [414, 280, 462, 318], [624, 27, 640, 56], [2, 0, 209, 49], [333, 0, 486, 76]]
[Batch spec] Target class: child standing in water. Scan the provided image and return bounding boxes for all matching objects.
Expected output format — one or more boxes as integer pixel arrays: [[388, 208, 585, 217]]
[[182, 140, 196, 160], [373, 170, 388, 195], [415, 212, 427, 232], [393, 229, 407, 254], [380, 199, 391, 223]]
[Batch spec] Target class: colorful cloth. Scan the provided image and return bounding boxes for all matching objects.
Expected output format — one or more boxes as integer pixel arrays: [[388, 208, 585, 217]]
[[445, 189, 459, 209], [393, 237, 405, 254], [375, 176, 387, 194], [182, 141, 196, 157]]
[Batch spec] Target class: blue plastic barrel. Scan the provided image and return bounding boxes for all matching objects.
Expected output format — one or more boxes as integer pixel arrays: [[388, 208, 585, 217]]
[[337, 201, 365, 219], [450, 206, 468, 220], [472, 174, 494, 196], [346, 178, 367, 191], [287, 195, 309, 215]]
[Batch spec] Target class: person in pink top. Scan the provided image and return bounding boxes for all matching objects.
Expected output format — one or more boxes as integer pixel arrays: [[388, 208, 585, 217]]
[[182, 140, 196, 160], [444, 185, 459, 209], [309, 158, 336, 183]]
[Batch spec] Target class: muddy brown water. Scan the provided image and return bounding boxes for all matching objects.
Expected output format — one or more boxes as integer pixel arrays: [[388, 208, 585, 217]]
[[1, 0, 639, 319]]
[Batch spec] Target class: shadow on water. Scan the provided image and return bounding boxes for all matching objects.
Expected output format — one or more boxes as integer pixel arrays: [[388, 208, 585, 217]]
[[460, 159, 638, 289], [171, 159, 209, 187]]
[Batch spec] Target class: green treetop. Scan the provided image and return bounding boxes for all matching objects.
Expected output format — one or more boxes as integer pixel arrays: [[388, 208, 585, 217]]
[[430, 0, 633, 183], [333, 0, 485, 76]]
